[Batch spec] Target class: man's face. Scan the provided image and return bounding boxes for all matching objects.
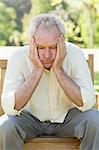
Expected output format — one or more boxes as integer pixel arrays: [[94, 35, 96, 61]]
[[33, 25, 60, 69]]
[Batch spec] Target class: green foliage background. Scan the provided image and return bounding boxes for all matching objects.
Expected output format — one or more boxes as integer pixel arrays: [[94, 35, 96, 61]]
[[0, 0, 99, 48]]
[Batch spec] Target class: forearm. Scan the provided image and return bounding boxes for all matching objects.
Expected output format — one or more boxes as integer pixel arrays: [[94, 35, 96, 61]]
[[54, 68, 83, 107], [15, 69, 43, 110]]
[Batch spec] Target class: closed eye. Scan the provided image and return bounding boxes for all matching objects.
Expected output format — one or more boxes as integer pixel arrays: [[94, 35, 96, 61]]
[[36, 45, 57, 49], [50, 47, 57, 49], [37, 47, 43, 49]]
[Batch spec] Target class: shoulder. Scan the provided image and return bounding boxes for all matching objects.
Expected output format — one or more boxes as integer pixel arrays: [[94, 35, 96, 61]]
[[63, 42, 86, 71], [8, 45, 29, 63], [66, 42, 84, 58]]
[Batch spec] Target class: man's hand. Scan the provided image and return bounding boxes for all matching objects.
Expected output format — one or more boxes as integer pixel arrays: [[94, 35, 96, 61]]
[[29, 38, 44, 72], [52, 35, 66, 72], [15, 38, 45, 111]]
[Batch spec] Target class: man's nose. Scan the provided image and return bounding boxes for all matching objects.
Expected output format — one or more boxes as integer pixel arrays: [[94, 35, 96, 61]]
[[44, 48, 51, 59]]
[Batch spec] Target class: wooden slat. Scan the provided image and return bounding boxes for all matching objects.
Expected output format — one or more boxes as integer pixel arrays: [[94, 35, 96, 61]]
[[0, 60, 7, 116], [0, 68, 6, 94], [25, 137, 80, 143], [87, 54, 94, 83], [0, 60, 7, 69], [23, 137, 80, 150], [95, 92, 99, 109]]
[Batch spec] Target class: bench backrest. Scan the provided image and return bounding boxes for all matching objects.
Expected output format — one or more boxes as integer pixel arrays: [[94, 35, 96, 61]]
[[0, 54, 94, 116]]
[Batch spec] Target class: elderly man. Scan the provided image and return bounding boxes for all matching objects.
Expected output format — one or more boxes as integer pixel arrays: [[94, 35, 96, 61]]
[[0, 14, 99, 150]]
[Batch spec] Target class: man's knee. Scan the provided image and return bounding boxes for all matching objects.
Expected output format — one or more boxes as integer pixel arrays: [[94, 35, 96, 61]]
[[0, 114, 16, 136], [84, 109, 99, 123], [86, 109, 99, 128], [0, 114, 25, 150], [78, 109, 99, 134]]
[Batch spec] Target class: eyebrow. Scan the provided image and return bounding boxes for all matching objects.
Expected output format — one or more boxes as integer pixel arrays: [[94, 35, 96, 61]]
[[36, 44, 57, 48]]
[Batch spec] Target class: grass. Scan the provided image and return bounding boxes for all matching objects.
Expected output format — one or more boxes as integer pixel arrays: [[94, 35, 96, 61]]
[[94, 72, 99, 92]]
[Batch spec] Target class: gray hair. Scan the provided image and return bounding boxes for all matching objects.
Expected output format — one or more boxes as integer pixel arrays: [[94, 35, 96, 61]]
[[29, 13, 66, 39]]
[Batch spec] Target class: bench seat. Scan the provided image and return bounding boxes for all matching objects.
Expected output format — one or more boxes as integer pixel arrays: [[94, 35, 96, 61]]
[[23, 137, 80, 150]]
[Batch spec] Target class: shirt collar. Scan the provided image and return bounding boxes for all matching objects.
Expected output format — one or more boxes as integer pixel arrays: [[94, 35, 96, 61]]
[[44, 69, 50, 75], [44, 68, 55, 77]]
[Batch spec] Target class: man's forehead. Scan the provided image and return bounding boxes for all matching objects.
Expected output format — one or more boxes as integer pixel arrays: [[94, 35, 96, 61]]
[[33, 24, 60, 47], [34, 24, 60, 37], [34, 35, 58, 47], [34, 34, 59, 47], [36, 43, 58, 48]]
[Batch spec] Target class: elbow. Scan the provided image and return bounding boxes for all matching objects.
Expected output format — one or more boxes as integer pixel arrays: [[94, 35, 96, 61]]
[[78, 103, 83, 107], [14, 106, 22, 111], [14, 100, 22, 111], [78, 99, 84, 107]]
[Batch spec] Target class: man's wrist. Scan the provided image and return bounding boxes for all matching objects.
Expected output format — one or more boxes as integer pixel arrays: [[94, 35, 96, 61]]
[[34, 67, 43, 71], [53, 67, 63, 76], [33, 67, 44, 75]]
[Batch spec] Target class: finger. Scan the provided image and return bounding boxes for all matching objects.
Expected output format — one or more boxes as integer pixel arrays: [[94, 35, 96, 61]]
[[58, 37, 63, 54], [33, 43, 43, 66], [60, 35, 66, 56], [34, 43, 38, 58], [29, 47, 34, 60], [29, 43, 34, 59], [31, 37, 34, 45], [56, 42, 60, 58], [60, 35, 64, 49], [29, 45, 32, 58], [29, 41, 35, 59]]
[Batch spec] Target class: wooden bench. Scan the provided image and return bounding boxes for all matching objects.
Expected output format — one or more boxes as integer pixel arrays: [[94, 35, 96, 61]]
[[0, 54, 98, 150]]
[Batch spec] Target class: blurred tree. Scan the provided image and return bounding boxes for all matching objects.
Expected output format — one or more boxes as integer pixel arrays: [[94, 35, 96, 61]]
[[80, 0, 99, 48], [1, 0, 98, 48], [48, 1, 84, 47], [21, 0, 54, 44], [94, 11, 99, 48], [31, 0, 53, 15], [1, 0, 31, 31], [0, 2, 17, 45], [21, 0, 70, 44], [93, 0, 99, 48]]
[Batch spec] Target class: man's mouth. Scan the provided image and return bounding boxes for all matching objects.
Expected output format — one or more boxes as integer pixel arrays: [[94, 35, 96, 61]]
[[43, 60, 54, 64], [41, 60, 54, 68], [43, 62, 52, 69], [44, 63, 52, 66]]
